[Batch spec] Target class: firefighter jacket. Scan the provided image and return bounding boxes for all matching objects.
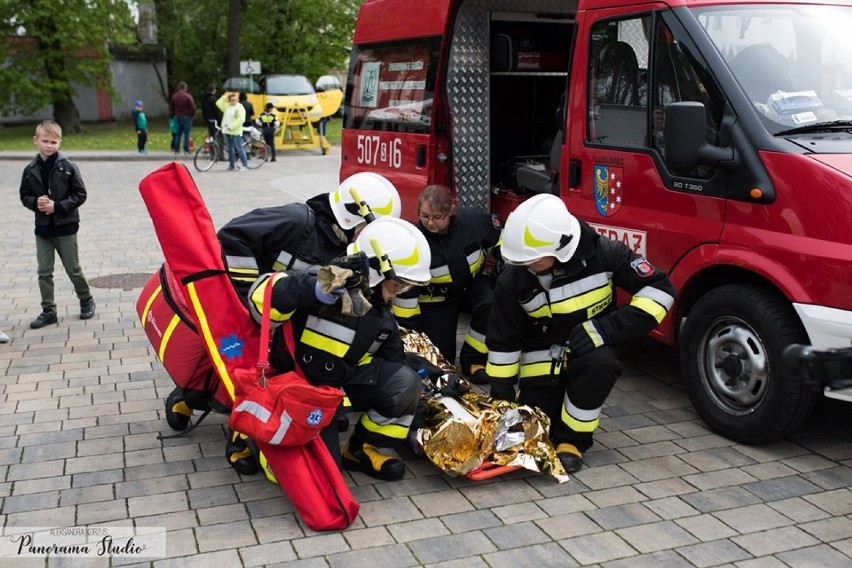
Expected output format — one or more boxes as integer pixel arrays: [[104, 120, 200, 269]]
[[217, 194, 350, 304], [257, 271, 405, 388], [392, 207, 501, 326], [20, 152, 87, 233], [255, 110, 280, 133], [485, 221, 676, 387]]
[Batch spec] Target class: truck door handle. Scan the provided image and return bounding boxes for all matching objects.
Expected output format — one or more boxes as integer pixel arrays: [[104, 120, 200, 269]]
[[417, 145, 427, 167]]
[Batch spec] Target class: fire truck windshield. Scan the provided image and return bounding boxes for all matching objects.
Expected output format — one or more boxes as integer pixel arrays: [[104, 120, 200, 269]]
[[694, 4, 852, 134]]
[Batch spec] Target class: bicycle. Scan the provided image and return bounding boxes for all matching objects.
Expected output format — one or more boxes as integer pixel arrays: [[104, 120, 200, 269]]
[[242, 126, 271, 169], [193, 122, 271, 172], [193, 120, 223, 172]]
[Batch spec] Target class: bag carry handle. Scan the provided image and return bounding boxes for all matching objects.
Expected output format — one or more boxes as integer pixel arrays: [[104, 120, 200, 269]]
[[256, 278, 301, 386]]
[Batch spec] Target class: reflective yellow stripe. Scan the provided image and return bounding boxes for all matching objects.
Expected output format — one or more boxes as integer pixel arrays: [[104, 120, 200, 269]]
[[486, 361, 519, 378], [249, 276, 293, 322], [358, 352, 374, 366], [186, 282, 235, 399], [630, 295, 668, 324], [301, 329, 349, 358], [432, 274, 452, 284], [528, 304, 553, 319], [158, 314, 181, 361], [464, 332, 487, 354], [140, 284, 162, 323], [468, 250, 484, 275], [519, 361, 557, 378], [419, 296, 445, 303], [551, 286, 612, 316], [392, 304, 420, 318], [227, 267, 258, 276], [561, 396, 601, 433], [359, 413, 408, 439]]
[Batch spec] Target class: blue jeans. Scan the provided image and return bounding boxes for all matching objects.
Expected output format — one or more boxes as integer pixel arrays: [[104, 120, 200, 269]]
[[176, 116, 192, 153], [225, 134, 247, 168]]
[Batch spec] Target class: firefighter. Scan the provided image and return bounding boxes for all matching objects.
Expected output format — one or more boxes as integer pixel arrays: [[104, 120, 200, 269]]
[[252, 218, 432, 481], [163, 172, 401, 473], [392, 184, 501, 383], [485, 194, 675, 473]]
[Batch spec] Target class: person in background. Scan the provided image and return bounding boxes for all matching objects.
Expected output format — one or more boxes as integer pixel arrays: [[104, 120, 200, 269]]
[[132, 100, 148, 155], [216, 92, 247, 171], [19, 120, 96, 329], [392, 184, 501, 383], [168, 113, 178, 153], [239, 91, 255, 127], [201, 83, 222, 139], [255, 102, 280, 162], [170, 81, 196, 155], [484, 194, 675, 473]]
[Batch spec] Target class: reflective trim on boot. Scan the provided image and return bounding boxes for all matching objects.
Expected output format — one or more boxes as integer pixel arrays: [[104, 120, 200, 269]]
[[165, 388, 192, 431], [226, 430, 260, 475], [342, 442, 405, 481], [556, 443, 584, 473]]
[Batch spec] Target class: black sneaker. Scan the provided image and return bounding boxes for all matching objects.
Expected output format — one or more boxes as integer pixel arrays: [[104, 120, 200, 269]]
[[30, 310, 58, 329], [80, 298, 96, 320]]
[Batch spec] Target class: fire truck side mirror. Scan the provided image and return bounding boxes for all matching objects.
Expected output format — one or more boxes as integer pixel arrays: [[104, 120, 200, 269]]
[[665, 102, 737, 174]]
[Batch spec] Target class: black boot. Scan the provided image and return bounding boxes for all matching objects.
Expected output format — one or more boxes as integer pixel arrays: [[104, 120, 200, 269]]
[[342, 435, 405, 481]]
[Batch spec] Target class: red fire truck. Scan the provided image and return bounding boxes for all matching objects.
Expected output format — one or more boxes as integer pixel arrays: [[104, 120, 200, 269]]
[[339, 0, 852, 443]]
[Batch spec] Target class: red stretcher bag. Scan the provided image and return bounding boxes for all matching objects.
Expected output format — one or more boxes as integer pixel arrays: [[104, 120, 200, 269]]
[[136, 264, 231, 413], [138, 162, 358, 531]]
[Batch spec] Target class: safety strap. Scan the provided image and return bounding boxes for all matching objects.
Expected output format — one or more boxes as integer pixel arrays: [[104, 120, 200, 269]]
[[256, 277, 301, 383]]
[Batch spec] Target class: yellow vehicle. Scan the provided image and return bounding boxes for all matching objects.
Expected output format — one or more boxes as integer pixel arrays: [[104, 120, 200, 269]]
[[224, 74, 342, 155]]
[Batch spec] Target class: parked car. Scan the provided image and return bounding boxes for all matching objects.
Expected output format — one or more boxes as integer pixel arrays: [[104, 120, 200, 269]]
[[315, 75, 344, 117]]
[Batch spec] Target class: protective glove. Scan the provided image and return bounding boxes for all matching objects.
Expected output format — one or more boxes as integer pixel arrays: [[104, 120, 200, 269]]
[[329, 252, 371, 291], [568, 319, 612, 357], [489, 378, 516, 402], [438, 373, 470, 397], [315, 281, 344, 305]]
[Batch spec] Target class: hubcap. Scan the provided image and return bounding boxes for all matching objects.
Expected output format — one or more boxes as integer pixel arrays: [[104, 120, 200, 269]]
[[701, 317, 768, 411]]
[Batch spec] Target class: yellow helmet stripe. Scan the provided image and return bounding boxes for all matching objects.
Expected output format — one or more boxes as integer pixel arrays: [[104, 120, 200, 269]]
[[372, 200, 394, 215], [394, 246, 419, 266], [524, 226, 553, 248]]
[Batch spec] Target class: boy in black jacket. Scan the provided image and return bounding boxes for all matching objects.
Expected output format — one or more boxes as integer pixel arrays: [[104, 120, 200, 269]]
[[19, 120, 95, 329]]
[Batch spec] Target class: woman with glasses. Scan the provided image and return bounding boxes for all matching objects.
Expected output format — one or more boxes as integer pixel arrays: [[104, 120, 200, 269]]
[[392, 184, 502, 384]]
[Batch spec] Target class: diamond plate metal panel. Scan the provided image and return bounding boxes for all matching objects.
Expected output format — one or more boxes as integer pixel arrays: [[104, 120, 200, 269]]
[[447, 0, 575, 210]]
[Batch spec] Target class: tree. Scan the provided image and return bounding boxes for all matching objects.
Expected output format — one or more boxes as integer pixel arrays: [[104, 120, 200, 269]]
[[154, 0, 359, 101], [0, 0, 136, 133]]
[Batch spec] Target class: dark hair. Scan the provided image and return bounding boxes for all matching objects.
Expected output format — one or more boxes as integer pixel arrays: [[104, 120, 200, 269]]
[[207, 83, 216, 93], [239, 91, 247, 101], [418, 184, 455, 216], [265, 102, 274, 109]]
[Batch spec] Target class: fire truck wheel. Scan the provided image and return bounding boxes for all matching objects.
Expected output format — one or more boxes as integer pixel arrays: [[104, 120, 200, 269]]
[[680, 283, 818, 444]]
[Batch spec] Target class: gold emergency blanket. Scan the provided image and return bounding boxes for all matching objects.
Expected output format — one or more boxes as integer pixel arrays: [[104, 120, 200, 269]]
[[401, 329, 569, 483]]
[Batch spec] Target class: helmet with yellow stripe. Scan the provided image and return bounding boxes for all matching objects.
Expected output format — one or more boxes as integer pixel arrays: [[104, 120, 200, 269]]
[[501, 194, 580, 264], [348, 218, 431, 287], [329, 172, 402, 230]]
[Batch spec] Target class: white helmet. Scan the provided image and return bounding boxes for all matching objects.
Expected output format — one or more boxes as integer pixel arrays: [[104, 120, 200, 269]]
[[501, 194, 581, 264], [347, 218, 431, 286], [329, 172, 402, 230]]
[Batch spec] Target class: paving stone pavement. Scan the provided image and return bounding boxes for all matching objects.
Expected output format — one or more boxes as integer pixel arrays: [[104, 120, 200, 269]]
[[1, 148, 852, 567]]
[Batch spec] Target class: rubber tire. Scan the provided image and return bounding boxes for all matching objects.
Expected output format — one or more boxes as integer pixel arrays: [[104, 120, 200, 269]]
[[680, 284, 817, 444], [193, 141, 217, 172], [244, 141, 269, 169]]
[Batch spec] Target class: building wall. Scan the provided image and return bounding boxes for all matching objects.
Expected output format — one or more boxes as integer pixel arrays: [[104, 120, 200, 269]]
[[0, 54, 169, 125]]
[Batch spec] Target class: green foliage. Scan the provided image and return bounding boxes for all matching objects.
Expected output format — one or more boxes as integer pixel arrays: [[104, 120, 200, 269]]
[[0, 0, 136, 117], [154, 0, 359, 98]]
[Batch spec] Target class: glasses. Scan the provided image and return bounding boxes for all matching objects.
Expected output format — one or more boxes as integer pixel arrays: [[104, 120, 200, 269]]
[[419, 212, 448, 223]]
